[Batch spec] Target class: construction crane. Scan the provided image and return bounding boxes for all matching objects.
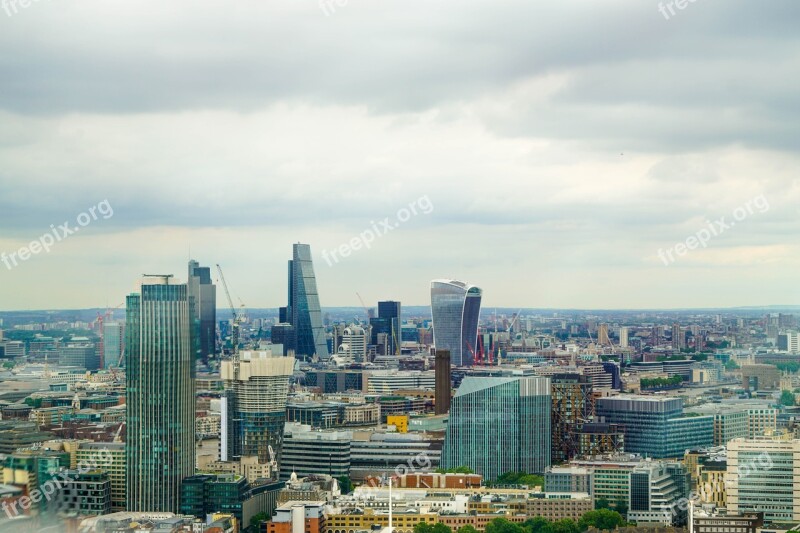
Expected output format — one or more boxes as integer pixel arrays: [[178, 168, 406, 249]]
[[216, 264, 247, 353], [268, 445, 279, 476]]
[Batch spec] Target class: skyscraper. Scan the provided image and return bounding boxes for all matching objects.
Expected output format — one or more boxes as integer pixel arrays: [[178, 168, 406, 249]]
[[378, 300, 401, 355], [221, 350, 295, 464], [430, 279, 482, 367], [102, 322, 124, 368], [619, 326, 629, 348], [441, 376, 551, 480], [188, 260, 217, 364], [672, 323, 685, 350], [286, 244, 329, 360], [126, 275, 195, 513]]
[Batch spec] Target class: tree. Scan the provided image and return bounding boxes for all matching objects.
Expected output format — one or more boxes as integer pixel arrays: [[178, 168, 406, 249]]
[[492, 472, 544, 488], [250, 512, 270, 529], [435, 466, 474, 474], [551, 519, 580, 533], [524, 516, 553, 533], [578, 509, 626, 531], [457, 526, 479, 533], [336, 475, 353, 494], [415, 523, 451, 533], [725, 360, 739, 371], [2, 361, 13, 370], [485, 518, 526, 533], [780, 390, 796, 406], [594, 497, 610, 510]]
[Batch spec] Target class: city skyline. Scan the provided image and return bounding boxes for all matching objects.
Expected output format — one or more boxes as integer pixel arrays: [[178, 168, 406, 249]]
[[1, 2, 800, 310]]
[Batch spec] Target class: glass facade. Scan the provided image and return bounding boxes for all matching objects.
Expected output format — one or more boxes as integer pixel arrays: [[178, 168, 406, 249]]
[[430, 280, 482, 366], [596, 396, 713, 458], [441, 376, 551, 480], [126, 277, 195, 513], [289, 244, 329, 359], [188, 260, 217, 364]]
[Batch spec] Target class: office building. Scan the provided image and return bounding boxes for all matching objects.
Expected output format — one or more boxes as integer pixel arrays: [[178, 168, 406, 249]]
[[693, 512, 763, 533], [441, 376, 551, 480], [337, 325, 367, 362], [126, 274, 195, 513], [545, 466, 592, 494], [550, 373, 594, 463], [577, 422, 625, 456], [747, 407, 777, 438], [59, 343, 100, 370], [596, 396, 713, 458], [180, 473, 250, 524], [727, 437, 800, 522], [57, 469, 112, 517], [284, 244, 328, 360], [77, 442, 125, 512], [221, 350, 295, 463], [350, 431, 442, 481], [777, 331, 800, 353], [435, 350, 451, 415], [102, 322, 124, 368], [280, 424, 351, 480], [741, 364, 781, 391], [430, 279, 482, 367], [628, 461, 690, 525], [188, 260, 217, 364], [378, 300, 401, 355]]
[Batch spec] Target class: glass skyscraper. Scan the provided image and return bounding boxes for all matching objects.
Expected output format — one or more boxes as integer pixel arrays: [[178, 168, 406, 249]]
[[188, 260, 217, 364], [596, 396, 713, 458], [441, 376, 551, 480], [287, 243, 329, 360], [102, 321, 124, 368], [126, 275, 196, 513], [430, 279, 482, 367]]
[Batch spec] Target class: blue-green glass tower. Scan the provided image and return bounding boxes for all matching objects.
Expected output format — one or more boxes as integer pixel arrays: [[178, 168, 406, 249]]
[[441, 376, 551, 480], [288, 243, 329, 360], [126, 275, 196, 512]]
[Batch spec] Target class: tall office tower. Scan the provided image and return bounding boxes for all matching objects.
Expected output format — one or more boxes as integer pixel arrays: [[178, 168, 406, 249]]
[[430, 279, 482, 367], [188, 260, 217, 364], [286, 244, 329, 360], [441, 376, 551, 480], [550, 374, 594, 464], [221, 350, 295, 464], [727, 438, 800, 522], [378, 300, 401, 355], [126, 275, 195, 513], [619, 327, 629, 348], [596, 396, 713, 459], [597, 323, 610, 346], [103, 322, 124, 368], [672, 323, 685, 350], [434, 350, 452, 415]]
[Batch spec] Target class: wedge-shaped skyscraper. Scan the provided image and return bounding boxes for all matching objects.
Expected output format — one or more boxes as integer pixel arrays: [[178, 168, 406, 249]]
[[430, 279, 482, 366], [285, 243, 329, 360]]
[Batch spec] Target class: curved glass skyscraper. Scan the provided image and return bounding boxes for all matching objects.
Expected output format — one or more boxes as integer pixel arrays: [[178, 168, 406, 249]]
[[430, 279, 482, 366]]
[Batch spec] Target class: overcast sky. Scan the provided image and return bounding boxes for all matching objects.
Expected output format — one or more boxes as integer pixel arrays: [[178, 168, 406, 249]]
[[0, 0, 798, 311]]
